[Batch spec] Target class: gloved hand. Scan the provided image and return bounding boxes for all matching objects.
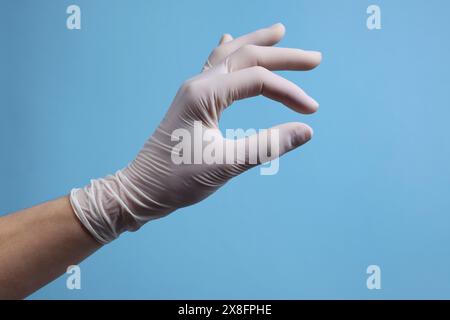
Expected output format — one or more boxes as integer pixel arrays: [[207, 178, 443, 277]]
[[70, 23, 322, 244]]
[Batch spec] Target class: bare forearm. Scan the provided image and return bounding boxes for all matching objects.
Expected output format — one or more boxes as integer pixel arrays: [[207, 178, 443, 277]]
[[0, 196, 102, 299]]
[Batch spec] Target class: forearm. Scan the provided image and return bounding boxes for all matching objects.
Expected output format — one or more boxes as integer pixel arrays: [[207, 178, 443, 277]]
[[0, 196, 102, 299]]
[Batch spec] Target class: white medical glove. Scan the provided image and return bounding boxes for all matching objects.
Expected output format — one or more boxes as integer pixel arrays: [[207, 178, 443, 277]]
[[70, 23, 322, 244]]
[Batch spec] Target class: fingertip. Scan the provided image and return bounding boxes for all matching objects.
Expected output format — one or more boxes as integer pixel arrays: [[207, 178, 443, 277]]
[[298, 50, 322, 70], [219, 33, 233, 45], [299, 97, 319, 115], [272, 22, 285, 33], [310, 51, 322, 66], [290, 122, 314, 147], [302, 123, 314, 140], [270, 22, 286, 40], [310, 98, 320, 113]]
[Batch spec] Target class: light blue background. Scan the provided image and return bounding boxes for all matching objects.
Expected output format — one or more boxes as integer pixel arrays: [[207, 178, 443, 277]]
[[1, 0, 450, 299]]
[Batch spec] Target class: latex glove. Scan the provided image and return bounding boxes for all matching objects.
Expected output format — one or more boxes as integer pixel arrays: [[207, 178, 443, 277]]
[[70, 23, 322, 244]]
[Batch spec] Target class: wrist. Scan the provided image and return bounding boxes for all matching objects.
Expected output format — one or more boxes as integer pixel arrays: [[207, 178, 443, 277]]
[[70, 171, 145, 244]]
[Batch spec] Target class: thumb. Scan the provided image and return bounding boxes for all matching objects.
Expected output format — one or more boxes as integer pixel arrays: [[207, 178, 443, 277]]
[[231, 122, 313, 172]]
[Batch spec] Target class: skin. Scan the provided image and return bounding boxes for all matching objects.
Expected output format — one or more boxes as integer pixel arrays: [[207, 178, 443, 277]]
[[0, 23, 321, 299], [0, 197, 101, 299]]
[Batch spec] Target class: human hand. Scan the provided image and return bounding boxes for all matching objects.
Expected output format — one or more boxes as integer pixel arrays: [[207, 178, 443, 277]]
[[70, 23, 322, 243]]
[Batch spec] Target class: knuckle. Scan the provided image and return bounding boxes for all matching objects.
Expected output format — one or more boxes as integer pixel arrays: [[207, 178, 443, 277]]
[[209, 46, 228, 63], [180, 79, 206, 100], [252, 65, 269, 76], [239, 44, 258, 56], [250, 66, 270, 88], [211, 47, 222, 57], [181, 79, 198, 94]]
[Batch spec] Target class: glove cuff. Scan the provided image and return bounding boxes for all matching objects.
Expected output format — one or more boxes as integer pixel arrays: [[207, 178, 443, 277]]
[[69, 171, 149, 244]]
